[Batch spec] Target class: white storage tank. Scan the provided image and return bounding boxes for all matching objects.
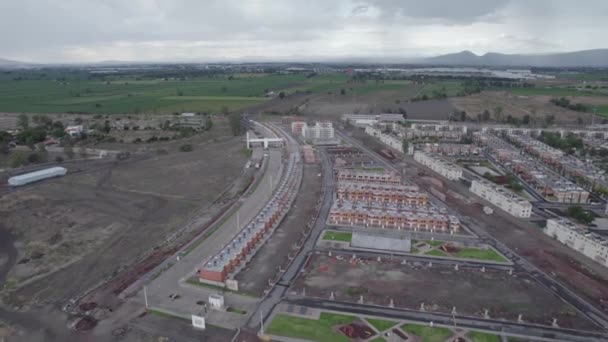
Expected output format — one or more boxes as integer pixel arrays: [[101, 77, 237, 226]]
[[8, 167, 67, 187]]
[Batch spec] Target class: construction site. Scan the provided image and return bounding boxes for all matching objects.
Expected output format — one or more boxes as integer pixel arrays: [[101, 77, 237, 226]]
[[292, 252, 597, 331]]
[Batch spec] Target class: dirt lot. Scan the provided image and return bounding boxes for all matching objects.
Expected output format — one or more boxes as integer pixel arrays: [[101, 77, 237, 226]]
[[450, 91, 593, 125], [235, 163, 322, 296], [295, 253, 596, 330], [0, 123, 249, 309]]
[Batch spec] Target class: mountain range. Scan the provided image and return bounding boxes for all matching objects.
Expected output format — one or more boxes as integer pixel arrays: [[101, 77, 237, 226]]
[[2, 49, 608, 68], [424, 49, 608, 67]]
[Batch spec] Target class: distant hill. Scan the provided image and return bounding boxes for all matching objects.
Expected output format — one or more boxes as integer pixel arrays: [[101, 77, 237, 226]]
[[0, 58, 35, 68], [425, 49, 608, 67]]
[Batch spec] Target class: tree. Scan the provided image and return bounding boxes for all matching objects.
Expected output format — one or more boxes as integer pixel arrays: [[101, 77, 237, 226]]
[[522, 114, 530, 125], [64, 145, 75, 159], [9, 150, 29, 167], [402, 139, 409, 153], [340, 88, 346, 95], [17, 113, 29, 130], [459, 111, 467, 122], [78, 146, 87, 159], [179, 144, 193, 152], [481, 110, 491, 121], [278, 92, 286, 100], [221, 105, 230, 116], [229, 112, 242, 136], [205, 115, 213, 130], [494, 106, 503, 122], [398, 108, 407, 119], [567, 206, 594, 225]]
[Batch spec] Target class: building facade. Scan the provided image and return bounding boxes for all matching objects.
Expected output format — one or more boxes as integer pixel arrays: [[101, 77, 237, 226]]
[[470, 179, 532, 218], [336, 181, 428, 206], [545, 218, 608, 268], [328, 200, 460, 233], [413, 151, 463, 180], [336, 169, 402, 185]]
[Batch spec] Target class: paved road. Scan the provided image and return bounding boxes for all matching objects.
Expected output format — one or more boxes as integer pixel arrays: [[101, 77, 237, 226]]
[[335, 128, 608, 330], [246, 147, 335, 330], [135, 125, 287, 321], [286, 297, 608, 342]]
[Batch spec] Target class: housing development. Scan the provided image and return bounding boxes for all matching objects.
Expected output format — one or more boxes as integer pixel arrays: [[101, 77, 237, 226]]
[[3, 7, 608, 340]]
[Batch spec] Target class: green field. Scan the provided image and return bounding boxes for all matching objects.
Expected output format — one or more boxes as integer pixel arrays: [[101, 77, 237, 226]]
[[402, 323, 453, 342], [322, 230, 352, 242], [425, 249, 448, 257], [454, 247, 508, 263], [511, 87, 608, 97], [467, 331, 501, 342], [426, 240, 444, 247], [0, 73, 355, 114], [366, 318, 398, 332], [267, 312, 356, 342]]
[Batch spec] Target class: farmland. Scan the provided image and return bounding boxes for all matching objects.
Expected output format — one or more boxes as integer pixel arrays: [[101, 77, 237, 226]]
[[0, 72, 352, 115]]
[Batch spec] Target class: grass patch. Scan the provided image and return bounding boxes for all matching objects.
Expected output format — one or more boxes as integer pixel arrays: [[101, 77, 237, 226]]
[[366, 318, 397, 332], [454, 248, 508, 263], [370, 338, 386, 342], [425, 249, 447, 257], [227, 307, 247, 315], [426, 240, 444, 247], [402, 323, 453, 342], [467, 331, 501, 342], [148, 308, 187, 321], [267, 312, 357, 342], [322, 230, 352, 242]]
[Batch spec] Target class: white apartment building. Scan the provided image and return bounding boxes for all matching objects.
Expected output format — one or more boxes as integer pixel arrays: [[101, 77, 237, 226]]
[[470, 179, 532, 218], [341, 113, 404, 127], [545, 218, 608, 268], [413, 151, 463, 180], [302, 121, 334, 141], [365, 125, 403, 152]]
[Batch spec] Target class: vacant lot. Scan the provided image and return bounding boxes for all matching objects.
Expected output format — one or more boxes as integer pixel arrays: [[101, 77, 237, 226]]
[[450, 91, 594, 125], [294, 254, 596, 330], [0, 127, 248, 308]]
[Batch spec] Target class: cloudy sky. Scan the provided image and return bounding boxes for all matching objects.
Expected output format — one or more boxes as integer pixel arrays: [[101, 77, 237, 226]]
[[1, 0, 607, 63]]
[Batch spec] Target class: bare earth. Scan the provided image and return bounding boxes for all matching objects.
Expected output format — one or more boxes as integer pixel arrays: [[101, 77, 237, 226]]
[[294, 253, 597, 330]]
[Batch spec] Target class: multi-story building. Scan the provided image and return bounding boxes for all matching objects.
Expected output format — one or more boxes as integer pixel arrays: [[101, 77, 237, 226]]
[[291, 121, 306, 137], [410, 123, 468, 134], [336, 181, 428, 206], [470, 179, 532, 218], [302, 121, 335, 141], [336, 169, 401, 185], [364, 125, 403, 152], [413, 151, 463, 180], [329, 200, 460, 233], [420, 143, 480, 156], [545, 218, 608, 268], [474, 132, 590, 204], [341, 113, 405, 127]]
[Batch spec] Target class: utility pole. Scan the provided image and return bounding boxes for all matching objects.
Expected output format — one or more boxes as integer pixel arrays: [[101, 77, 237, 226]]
[[259, 310, 265, 336], [143, 285, 148, 309]]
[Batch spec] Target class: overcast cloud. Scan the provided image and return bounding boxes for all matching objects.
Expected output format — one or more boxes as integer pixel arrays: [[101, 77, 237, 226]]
[[0, 0, 606, 63]]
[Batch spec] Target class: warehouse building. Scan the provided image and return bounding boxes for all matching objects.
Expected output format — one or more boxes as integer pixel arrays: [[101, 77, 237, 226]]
[[336, 181, 428, 206], [413, 151, 463, 180], [8, 167, 67, 187], [470, 179, 532, 218], [545, 218, 608, 268], [328, 199, 460, 233]]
